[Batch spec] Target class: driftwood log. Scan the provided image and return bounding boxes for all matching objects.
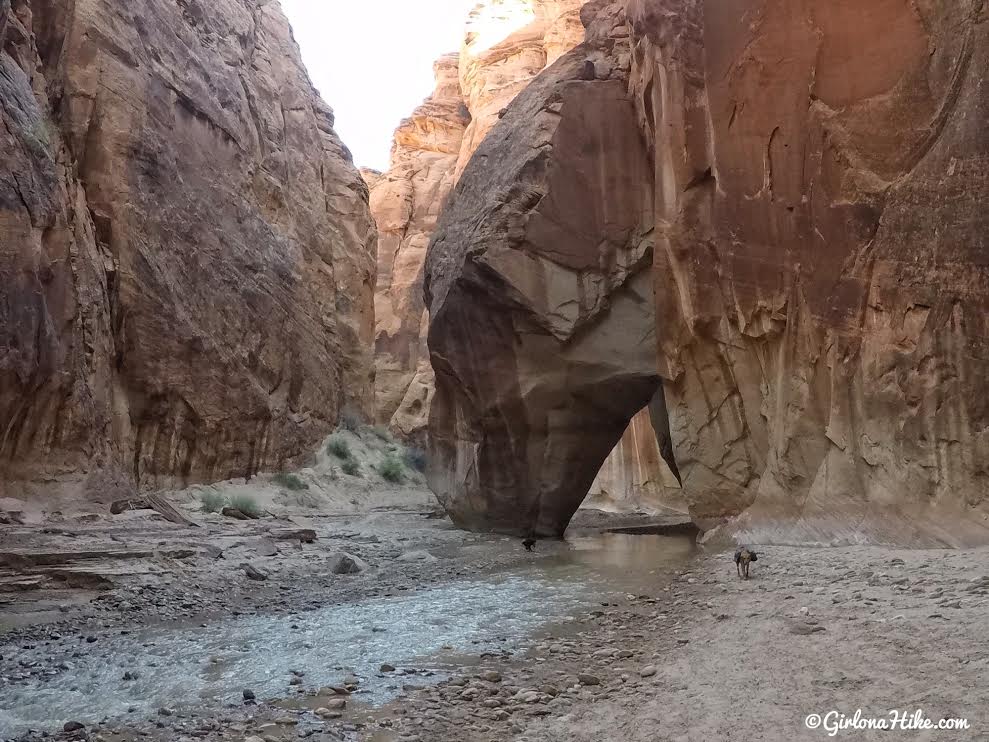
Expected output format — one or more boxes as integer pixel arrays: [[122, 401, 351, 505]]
[[110, 495, 197, 527]]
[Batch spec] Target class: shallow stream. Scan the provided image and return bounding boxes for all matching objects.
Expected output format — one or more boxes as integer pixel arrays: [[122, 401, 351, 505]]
[[0, 533, 695, 737]]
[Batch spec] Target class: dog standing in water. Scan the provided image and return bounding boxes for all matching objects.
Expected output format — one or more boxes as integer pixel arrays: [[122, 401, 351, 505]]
[[734, 546, 757, 579]]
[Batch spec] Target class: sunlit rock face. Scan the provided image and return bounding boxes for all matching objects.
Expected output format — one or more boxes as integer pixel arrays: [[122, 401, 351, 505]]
[[628, 0, 989, 546], [0, 0, 375, 504], [370, 0, 586, 442], [426, 0, 989, 545], [371, 55, 468, 443], [586, 403, 686, 515], [455, 0, 586, 177], [425, 3, 661, 536]]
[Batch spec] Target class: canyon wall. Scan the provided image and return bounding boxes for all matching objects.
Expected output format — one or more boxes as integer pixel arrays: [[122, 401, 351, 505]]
[[371, 0, 683, 511], [0, 0, 376, 504], [370, 0, 587, 441], [425, 0, 989, 545], [370, 54, 468, 442]]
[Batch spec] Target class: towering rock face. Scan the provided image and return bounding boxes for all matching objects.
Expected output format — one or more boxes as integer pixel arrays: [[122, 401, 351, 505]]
[[454, 0, 586, 176], [425, 3, 666, 536], [426, 0, 989, 545], [629, 0, 989, 545], [371, 54, 468, 441], [0, 0, 375, 504], [370, 0, 586, 440]]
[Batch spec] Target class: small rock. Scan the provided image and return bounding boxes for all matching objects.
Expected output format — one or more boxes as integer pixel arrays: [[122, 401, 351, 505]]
[[577, 673, 600, 686], [789, 621, 826, 635], [63, 721, 85, 732], [323, 698, 346, 710], [328, 552, 369, 575], [480, 671, 502, 683], [274, 528, 318, 543], [255, 538, 279, 557], [243, 688, 257, 701], [639, 665, 657, 678], [799, 607, 810, 616], [240, 563, 268, 581], [315, 708, 342, 719], [380, 663, 396, 672]]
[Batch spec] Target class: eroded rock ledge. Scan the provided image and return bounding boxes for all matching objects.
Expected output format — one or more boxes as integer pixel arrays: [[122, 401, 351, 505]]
[[426, 0, 989, 545]]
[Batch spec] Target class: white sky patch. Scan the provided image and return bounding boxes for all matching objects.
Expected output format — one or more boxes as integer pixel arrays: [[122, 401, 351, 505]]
[[281, 0, 477, 171]]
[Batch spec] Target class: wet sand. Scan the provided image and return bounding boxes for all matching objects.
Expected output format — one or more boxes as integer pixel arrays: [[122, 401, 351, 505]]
[[372, 546, 989, 742]]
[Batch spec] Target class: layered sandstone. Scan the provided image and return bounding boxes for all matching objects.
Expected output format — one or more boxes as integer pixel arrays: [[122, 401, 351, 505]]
[[426, 0, 989, 545], [371, 54, 468, 442], [0, 0, 375, 504], [371, 0, 586, 440]]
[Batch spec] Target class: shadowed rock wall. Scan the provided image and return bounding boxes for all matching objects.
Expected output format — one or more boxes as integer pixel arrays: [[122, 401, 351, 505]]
[[0, 0, 375, 504], [424, 3, 666, 536]]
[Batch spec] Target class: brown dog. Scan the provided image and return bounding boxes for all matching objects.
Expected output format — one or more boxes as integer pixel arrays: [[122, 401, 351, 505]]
[[734, 546, 757, 579]]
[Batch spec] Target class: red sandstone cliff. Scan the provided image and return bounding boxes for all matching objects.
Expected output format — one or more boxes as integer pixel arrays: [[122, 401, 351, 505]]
[[0, 0, 376, 505], [425, 0, 989, 545]]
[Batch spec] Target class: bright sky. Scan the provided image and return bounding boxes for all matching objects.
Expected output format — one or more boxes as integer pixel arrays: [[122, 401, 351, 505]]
[[282, 0, 477, 172]]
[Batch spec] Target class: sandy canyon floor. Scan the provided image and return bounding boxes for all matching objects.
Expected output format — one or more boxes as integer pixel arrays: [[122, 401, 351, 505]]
[[2, 436, 988, 742]]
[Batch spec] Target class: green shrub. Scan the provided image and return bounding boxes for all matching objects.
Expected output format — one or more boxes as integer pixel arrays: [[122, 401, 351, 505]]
[[377, 455, 405, 484], [199, 491, 225, 513], [272, 472, 309, 491], [326, 435, 351, 459], [230, 494, 262, 518], [341, 459, 361, 477], [403, 447, 427, 473]]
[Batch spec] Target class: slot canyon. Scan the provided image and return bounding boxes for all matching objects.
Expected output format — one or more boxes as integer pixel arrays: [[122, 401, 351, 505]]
[[1, 1, 988, 740]]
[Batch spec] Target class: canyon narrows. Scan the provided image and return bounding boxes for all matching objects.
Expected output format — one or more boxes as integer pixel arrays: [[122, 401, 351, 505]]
[[368, 0, 683, 518], [424, 0, 989, 544], [2, 1, 989, 741]]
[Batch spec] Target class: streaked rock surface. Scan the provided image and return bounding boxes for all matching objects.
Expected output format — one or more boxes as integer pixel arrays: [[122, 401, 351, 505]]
[[0, 0, 375, 504]]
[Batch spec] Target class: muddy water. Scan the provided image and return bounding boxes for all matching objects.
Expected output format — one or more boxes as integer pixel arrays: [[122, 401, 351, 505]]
[[0, 533, 694, 737]]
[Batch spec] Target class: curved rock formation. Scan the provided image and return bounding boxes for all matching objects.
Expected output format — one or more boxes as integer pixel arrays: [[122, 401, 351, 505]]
[[370, 0, 586, 441], [0, 0, 375, 503], [425, 3, 665, 536], [426, 0, 989, 545]]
